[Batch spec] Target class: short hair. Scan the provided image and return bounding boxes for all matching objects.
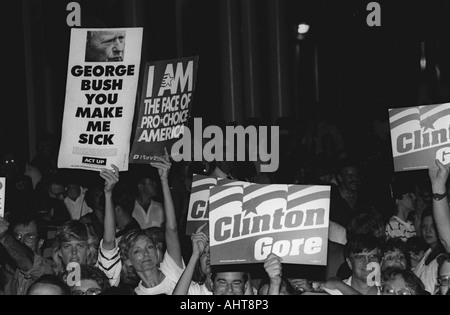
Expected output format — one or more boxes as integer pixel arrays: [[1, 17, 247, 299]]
[[390, 174, 416, 200], [210, 269, 249, 284], [336, 157, 360, 175], [26, 274, 71, 295], [68, 265, 110, 292], [118, 229, 164, 286], [344, 234, 381, 259], [8, 202, 45, 239], [52, 220, 99, 275], [381, 238, 412, 270], [382, 267, 428, 295], [346, 210, 385, 240], [437, 253, 450, 273]]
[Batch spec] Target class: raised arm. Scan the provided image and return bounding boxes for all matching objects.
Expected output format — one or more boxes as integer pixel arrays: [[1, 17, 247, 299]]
[[173, 223, 208, 295], [100, 164, 119, 251], [0, 217, 34, 271], [429, 159, 450, 252], [150, 148, 183, 268]]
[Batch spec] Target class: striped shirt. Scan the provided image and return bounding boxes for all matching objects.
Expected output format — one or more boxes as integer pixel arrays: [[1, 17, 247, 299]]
[[385, 216, 416, 242], [96, 240, 121, 287]]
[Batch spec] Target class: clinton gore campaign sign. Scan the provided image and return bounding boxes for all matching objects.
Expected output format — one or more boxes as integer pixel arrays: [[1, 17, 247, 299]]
[[185, 175, 247, 235], [209, 183, 330, 266], [389, 103, 450, 171]]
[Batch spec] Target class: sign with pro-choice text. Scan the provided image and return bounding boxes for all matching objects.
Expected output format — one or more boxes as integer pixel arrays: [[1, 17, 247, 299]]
[[58, 28, 143, 171], [389, 103, 450, 171], [130, 56, 199, 163], [0, 178, 5, 217], [209, 183, 330, 266]]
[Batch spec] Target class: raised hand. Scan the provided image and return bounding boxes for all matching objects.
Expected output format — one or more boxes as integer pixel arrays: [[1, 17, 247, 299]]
[[100, 164, 120, 195], [191, 223, 209, 259], [150, 147, 172, 181], [429, 159, 450, 193], [264, 253, 283, 283]]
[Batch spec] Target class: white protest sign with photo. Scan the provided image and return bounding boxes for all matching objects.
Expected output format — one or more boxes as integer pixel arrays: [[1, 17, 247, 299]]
[[389, 103, 450, 172], [209, 183, 330, 266], [58, 28, 143, 171]]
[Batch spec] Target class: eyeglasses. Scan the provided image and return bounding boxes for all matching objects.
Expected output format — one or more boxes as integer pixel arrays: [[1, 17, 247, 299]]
[[71, 288, 102, 296], [383, 253, 406, 261], [50, 191, 67, 199], [381, 285, 412, 296], [437, 276, 450, 287], [351, 254, 381, 264], [13, 233, 38, 242]]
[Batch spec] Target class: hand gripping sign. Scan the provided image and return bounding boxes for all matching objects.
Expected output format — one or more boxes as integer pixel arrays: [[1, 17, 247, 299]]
[[389, 103, 450, 171], [209, 183, 330, 266]]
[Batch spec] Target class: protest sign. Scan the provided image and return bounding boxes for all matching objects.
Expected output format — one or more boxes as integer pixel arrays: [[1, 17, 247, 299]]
[[130, 56, 199, 163], [58, 28, 143, 172], [209, 183, 330, 266], [185, 175, 249, 235], [0, 178, 5, 217], [389, 103, 450, 172]]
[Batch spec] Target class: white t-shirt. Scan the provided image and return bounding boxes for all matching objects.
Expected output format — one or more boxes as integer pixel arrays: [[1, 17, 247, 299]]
[[134, 252, 185, 295], [132, 200, 164, 230], [187, 282, 213, 295], [64, 187, 93, 220]]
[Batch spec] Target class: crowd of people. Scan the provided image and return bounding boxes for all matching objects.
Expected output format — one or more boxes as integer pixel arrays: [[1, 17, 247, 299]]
[[0, 112, 449, 296]]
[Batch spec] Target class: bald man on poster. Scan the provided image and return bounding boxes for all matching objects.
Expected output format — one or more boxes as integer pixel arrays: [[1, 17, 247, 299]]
[[85, 30, 126, 62]]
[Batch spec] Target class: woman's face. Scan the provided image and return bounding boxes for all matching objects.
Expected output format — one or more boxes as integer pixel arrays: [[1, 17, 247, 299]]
[[60, 239, 89, 266], [126, 237, 160, 273], [382, 249, 408, 271], [421, 216, 438, 246]]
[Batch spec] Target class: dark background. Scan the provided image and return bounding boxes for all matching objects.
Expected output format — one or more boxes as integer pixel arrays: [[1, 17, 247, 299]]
[[3, 0, 450, 162]]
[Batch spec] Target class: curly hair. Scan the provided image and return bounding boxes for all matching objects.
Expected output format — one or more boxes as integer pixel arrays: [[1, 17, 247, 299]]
[[52, 220, 99, 275], [118, 228, 164, 286], [382, 267, 428, 295], [74, 265, 110, 292]]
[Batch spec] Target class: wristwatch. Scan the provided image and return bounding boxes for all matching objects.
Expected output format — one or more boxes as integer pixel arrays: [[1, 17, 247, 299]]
[[432, 192, 447, 201]]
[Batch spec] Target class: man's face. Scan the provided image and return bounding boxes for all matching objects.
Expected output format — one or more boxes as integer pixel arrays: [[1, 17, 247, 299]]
[[49, 183, 67, 201], [212, 272, 247, 295], [438, 261, 450, 296], [86, 31, 125, 62], [347, 248, 381, 281], [60, 239, 89, 266], [340, 167, 359, 192], [398, 192, 416, 213], [13, 222, 40, 254]]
